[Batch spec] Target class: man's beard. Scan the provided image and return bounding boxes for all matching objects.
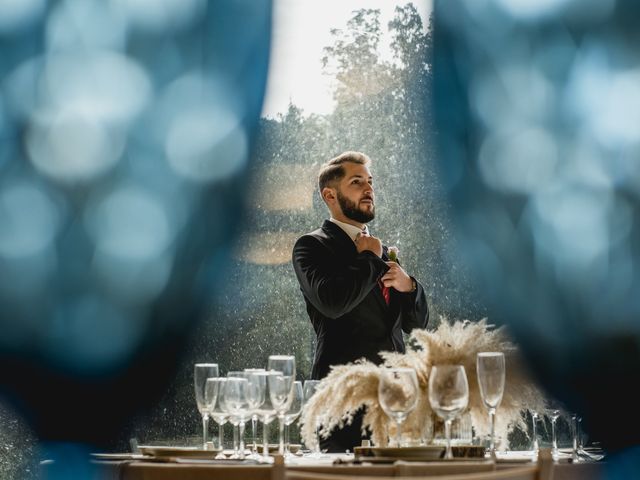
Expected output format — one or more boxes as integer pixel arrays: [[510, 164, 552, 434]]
[[337, 190, 375, 223]]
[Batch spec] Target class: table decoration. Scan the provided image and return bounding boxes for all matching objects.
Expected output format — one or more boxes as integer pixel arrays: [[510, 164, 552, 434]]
[[300, 318, 546, 449]]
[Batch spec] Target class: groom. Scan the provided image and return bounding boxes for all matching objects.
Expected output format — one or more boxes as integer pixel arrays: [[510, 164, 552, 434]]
[[292, 151, 429, 452]]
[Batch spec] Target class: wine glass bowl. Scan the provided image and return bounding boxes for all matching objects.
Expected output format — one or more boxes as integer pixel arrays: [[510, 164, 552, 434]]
[[378, 368, 419, 447], [428, 365, 469, 459]]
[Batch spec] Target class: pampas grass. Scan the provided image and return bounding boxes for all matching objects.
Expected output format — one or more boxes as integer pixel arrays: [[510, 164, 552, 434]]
[[300, 318, 546, 449]]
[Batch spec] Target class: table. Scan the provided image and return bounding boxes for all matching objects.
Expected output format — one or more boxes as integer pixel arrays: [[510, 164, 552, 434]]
[[91, 452, 605, 480]]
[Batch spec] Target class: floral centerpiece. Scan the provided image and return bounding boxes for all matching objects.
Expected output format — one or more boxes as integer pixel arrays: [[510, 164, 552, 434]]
[[300, 318, 546, 448]]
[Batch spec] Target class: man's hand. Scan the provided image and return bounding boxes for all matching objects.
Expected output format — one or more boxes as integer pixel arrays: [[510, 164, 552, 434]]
[[381, 261, 414, 292], [355, 233, 383, 258]]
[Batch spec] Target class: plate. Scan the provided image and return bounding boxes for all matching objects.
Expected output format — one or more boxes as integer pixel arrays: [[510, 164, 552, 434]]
[[370, 446, 445, 459], [138, 446, 221, 459]]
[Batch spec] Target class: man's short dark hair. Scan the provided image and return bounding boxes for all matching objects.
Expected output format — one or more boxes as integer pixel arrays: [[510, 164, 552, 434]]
[[318, 151, 371, 192]]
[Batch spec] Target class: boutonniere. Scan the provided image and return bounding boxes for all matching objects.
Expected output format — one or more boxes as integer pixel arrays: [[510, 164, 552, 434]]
[[388, 246, 399, 263]]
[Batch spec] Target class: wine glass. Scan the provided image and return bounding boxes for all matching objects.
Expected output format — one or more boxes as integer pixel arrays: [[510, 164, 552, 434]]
[[207, 377, 228, 457], [255, 370, 281, 461], [267, 355, 296, 454], [303, 380, 323, 457], [378, 368, 419, 447], [530, 410, 540, 456], [428, 365, 469, 460], [194, 363, 219, 449], [544, 402, 563, 461], [284, 381, 304, 457], [244, 368, 266, 455], [221, 377, 249, 459], [476, 352, 505, 456]]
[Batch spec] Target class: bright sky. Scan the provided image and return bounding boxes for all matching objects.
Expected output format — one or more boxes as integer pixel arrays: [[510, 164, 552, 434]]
[[261, 0, 432, 118]]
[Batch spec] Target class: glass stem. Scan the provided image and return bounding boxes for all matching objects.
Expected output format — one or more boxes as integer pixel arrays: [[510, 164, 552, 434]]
[[551, 418, 558, 458], [278, 414, 285, 454], [238, 421, 246, 460], [202, 414, 209, 449], [233, 424, 239, 457], [532, 412, 539, 453], [571, 415, 579, 462], [489, 408, 496, 453], [395, 419, 402, 448], [251, 416, 258, 453], [285, 423, 290, 455], [444, 419, 453, 459], [263, 418, 270, 458], [218, 422, 224, 450]]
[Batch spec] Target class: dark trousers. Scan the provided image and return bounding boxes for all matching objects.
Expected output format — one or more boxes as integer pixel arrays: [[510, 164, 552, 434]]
[[320, 408, 371, 453]]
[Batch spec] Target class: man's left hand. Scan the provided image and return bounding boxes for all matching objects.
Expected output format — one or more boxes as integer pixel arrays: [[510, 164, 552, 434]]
[[381, 262, 414, 292]]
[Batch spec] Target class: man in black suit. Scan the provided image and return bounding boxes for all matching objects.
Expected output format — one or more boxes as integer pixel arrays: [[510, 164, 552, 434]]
[[292, 151, 429, 452]]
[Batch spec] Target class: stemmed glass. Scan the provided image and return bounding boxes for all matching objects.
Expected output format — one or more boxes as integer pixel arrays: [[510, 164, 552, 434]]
[[378, 368, 419, 447], [194, 363, 219, 449], [545, 402, 563, 461], [284, 381, 304, 457], [267, 355, 296, 454], [476, 352, 505, 456], [244, 368, 266, 455], [255, 370, 280, 461], [303, 380, 323, 457], [206, 377, 228, 458], [428, 365, 469, 460], [221, 377, 249, 459], [530, 410, 540, 456]]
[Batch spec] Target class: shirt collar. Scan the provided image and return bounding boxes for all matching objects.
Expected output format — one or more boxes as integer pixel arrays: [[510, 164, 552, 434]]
[[329, 217, 369, 243]]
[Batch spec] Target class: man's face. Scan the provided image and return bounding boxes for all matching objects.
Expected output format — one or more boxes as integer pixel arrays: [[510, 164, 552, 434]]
[[335, 162, 375, 223]]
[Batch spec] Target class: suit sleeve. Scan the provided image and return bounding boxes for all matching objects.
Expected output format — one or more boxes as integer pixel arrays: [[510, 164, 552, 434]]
[[292, 235, 389, 319], [396, 277, 430, 333]]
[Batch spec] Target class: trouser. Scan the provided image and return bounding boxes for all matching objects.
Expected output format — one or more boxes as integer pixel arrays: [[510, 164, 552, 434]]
[[320, 408, 371, 453]]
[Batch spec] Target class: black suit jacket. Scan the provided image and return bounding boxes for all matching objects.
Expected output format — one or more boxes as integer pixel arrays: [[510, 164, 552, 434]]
[[292, 220, 429, 379]]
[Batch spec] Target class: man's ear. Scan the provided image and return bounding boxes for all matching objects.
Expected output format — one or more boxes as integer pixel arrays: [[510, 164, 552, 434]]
[[321, 187, 336, 204]]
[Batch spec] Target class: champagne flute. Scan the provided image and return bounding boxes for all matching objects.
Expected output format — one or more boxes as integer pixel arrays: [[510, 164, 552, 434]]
[[545, 402, 562, 461], [303, 380, 322, 457], [476, 352, 505, 456], [378, 368, 419, 447], [207, 377, 228, 457], [194, 363, 219, 449], [428, 365, 469, 460], [530, 410, 540, 456], [284, 381, 304, 457], [256, 370, 281, 461], [245, 368, 266, 454], [267, 355, 296, 454]]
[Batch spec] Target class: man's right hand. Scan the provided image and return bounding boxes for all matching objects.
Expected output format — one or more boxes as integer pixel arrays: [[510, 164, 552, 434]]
[[355, 233, 383, 257]]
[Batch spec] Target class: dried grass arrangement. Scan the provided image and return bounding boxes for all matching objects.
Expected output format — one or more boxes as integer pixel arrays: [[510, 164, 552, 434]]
[[300, 318, 546, 449]]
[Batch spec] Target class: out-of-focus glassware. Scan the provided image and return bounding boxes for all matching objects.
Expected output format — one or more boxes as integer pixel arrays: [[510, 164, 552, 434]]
[[267, 355, 296, 454], [303, 380, 323, 457], [530, 410, 540, 457], [378, 368, 419, 447], [245, 368, 266, 455], [253, 370, 280, 461], [221, 377, 249, 459], [284, 380, 303, 457], [194, 363, 219, 449], [208, 378, 229, 458], [476, 352, 505, 456], [428, 365, 469, 460], [545, 402, 563, 461], [207, 377, 228, 457]]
